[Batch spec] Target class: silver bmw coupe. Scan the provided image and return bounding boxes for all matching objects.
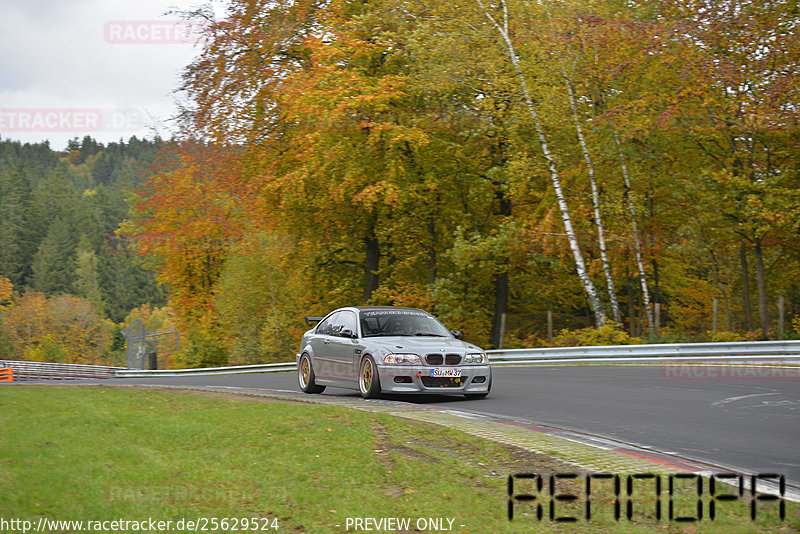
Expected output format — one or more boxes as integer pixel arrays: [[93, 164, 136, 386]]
[[296, 306, 491, 399]]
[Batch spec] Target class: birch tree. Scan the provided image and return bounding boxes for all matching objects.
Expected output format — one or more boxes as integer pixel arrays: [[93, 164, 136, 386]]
[[475, 0, 607, 326], [538, 3, 622, 325], [575, 8, 674, 335], [613, 132, 654, 333]]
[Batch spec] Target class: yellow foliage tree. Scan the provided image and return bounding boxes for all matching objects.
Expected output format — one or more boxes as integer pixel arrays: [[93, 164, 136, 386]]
[[0, 276, 13, 306], [1, 291, 111, 364]]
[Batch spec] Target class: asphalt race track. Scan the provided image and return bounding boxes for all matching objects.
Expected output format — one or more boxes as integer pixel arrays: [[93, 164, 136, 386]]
[[52, 365, 800, 488]]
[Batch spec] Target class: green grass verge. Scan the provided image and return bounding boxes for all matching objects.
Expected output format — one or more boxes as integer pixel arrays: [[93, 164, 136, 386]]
[[0, 386, 797, 533]]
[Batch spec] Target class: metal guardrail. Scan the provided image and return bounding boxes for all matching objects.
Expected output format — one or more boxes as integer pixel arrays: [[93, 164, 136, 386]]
[[112, 339, 800, 378], [115, 362, 296, 378], [487, 340, 800, 365], [4, 341, 798, 381], [0, 360, 123, 381]]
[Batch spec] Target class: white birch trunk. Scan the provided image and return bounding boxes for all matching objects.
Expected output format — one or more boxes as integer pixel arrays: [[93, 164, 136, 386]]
[[613, 132, 655, 334], [565, 78, 622, 325], [540, 0, 621, 325], [476, 0, 606, 326]]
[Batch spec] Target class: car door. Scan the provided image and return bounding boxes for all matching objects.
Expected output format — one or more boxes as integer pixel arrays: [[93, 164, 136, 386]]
[[322, 310, 360, 385], [308, 311, 339, 380]]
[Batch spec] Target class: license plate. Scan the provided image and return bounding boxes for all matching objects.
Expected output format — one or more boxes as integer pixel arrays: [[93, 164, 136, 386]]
[[430, 368, 462, 378]]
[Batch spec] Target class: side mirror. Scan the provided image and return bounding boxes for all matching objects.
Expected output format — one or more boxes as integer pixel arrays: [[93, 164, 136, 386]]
[[340, 328, 357, 339], [450, 330, 463, 340]]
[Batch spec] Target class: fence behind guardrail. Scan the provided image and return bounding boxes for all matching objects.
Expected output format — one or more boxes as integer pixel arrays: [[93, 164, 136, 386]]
[[121, 318, 180, 370]]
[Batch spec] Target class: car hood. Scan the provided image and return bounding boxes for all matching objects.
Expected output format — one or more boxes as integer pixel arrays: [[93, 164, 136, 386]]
[[363, 336, 483, 355]]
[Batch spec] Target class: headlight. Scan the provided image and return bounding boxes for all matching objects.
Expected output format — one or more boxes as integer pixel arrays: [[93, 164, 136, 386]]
[[383, 353, 421, 365], [465, 353, 486, 364]]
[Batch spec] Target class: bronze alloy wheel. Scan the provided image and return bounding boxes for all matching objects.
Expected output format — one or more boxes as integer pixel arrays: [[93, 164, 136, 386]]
[[298, 354, 325, 394], [359, 356, 380, 399], [361, 360, 372, 389], [300, 357, 310, 388]]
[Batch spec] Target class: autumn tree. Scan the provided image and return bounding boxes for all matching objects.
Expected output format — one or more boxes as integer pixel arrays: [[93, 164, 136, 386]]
[[0, 275, 13, 306], [0, 291, 111, 363], [629, 0, 800, 337], [124, 143, 246, 337]]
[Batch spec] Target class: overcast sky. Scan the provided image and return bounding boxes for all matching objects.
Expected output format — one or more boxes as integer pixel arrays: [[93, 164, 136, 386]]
[[0, 0, 218, 150]]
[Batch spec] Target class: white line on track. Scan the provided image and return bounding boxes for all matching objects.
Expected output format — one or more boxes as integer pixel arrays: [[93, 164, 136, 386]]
[[711, 392, 778, 407]]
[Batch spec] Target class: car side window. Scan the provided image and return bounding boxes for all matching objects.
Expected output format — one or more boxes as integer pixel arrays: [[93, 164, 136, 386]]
[[316, 312, 339, 336], [336, 311, 358, 337]]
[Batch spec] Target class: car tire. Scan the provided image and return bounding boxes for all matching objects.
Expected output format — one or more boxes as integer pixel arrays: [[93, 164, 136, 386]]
[[358, 356, 381, 399], [298, 353, 325, 394]]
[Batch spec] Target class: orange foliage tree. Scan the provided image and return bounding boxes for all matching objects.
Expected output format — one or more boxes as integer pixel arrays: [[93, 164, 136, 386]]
[[1, 291, 111, 363], [123, 143, 258, 334]]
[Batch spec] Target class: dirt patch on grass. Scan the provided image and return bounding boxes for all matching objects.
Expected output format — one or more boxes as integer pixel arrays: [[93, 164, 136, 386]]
[[371, 419, 442, 464], [381, 416, 584, 477]]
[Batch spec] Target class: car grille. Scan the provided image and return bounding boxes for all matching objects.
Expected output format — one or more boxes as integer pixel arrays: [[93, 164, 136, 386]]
[[421, 376, 463, 388], [425, 354, 462, 366]]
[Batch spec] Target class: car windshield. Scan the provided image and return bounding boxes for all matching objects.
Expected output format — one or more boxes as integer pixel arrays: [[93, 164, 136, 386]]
[[360, 310, 451, 338]]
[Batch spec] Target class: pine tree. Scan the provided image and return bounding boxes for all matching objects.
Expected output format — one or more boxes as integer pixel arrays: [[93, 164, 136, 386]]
[[30, 217, 78, 295], [74, 234, 104, 314], [0, 164, 29, 285]]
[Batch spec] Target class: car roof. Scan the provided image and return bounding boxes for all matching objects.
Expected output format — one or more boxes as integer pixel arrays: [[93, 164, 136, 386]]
[[354, 306, 427, 313]]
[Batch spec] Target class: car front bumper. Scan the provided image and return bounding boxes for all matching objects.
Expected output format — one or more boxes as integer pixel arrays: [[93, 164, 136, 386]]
[[375, 364, 492, 394]]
